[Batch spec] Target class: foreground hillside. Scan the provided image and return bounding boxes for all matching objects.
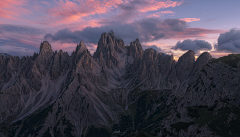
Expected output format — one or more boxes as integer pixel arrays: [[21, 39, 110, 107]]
[[1, 31, 240, 137]]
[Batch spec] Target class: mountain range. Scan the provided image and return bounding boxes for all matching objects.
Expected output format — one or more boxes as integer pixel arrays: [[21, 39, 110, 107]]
[[1, 30, 240, 137], [0, 53, 10, 57]]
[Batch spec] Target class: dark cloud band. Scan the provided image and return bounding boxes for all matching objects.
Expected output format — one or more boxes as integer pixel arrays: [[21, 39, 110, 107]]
[[44, 18, 187, 45], [171, 39, 212, 53], [0, 24, 45, 35], [215, 29, 240, 53]]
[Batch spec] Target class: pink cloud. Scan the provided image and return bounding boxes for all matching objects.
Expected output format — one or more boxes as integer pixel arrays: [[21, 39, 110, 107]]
[[160, 10, 174, 14], [0, 0, 29, 19], [44, 0, 183, 26], [35, 18, 101, 30], [140, 0, 182, 12], [0, 0, 183, 28], [175, 28, 225, 39], [47, 0, 124, 24], [180, 18, 201, 22], [41, 1, 50, 5], [98, 0, 182, 25], [148, 10, 174, 17]]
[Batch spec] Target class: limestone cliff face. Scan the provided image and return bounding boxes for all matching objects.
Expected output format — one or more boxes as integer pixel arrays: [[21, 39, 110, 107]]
[[1, 31, 240, 137]]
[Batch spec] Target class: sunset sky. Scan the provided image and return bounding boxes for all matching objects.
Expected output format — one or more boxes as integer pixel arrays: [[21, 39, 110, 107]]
[[1, 0, 240, 59]]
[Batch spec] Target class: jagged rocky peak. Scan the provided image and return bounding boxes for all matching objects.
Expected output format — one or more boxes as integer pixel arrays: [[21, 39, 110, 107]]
[[194, 52, 212, 71], [51, 50, 69, 79], [108, 30, 114, 37], [93, 30, 125, 68], [74, 40, 92, 64], [34, 41, 54, 75], [100, 30, 115, 41], [99, 31, 113, 46], [97, 30, 125, 51], [196, 52, 212, 63], [128, 38, 144, 59], [71, 41, 93, 71], [40, 41, 53, 55], [144, 48, 157, 54], [59, 49, 63, 54], [143, 48, 158, 61], [176, 50, 195, 80], [76, 40, 88, 54], [177, 50, 195, 63]]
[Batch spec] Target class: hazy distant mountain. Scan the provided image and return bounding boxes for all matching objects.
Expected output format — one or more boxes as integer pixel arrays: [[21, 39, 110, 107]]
[[1, 30, 240, 137], [0, 53, 10, 57]]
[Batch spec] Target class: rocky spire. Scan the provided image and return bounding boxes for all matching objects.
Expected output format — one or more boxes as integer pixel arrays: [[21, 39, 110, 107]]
[[194, 52, 212, 72], [34, 41, 54, 76], [143, 48, 158, 61], [128, 38, 144, 59], [73, 40, 91, 64], [108, 30, 114, 37], [76, 40, 88, 54], [93, 30, 124, 68], [176, 50, 195, 81], [40, 41, 53, 56], [70, 41, 93, 71]]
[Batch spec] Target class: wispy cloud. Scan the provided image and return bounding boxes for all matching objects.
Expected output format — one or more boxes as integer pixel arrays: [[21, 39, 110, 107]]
[[148, 10, 174, 17], [140, 0, 182, 12], [0, 24, 44, 35], [133, 18, 187, 42], [180, 18, 200, 22], [0, 0, 29, 19], [176, 28, 224, 39], [205, 18, 216, 22], [0, 37, 38, 56], [46, 0, 124, 24], [99, 0, 182, 24], [0, 24, 48, 55], [0, 0, 183, 27]]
